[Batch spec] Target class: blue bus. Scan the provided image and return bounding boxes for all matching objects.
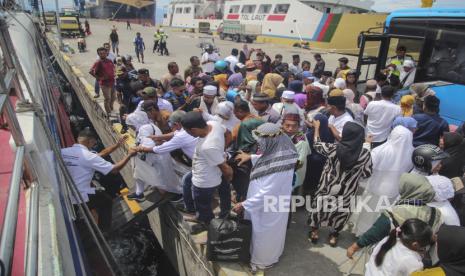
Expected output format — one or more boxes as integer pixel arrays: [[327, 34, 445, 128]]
[[356, 8, 465, 127]]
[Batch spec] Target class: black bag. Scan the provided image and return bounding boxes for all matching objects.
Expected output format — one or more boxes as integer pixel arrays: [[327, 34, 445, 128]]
[[207, 216, 252, 262]]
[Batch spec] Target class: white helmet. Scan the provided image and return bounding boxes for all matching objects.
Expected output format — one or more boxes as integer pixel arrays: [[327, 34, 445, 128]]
[[159, 28, 164, 32]]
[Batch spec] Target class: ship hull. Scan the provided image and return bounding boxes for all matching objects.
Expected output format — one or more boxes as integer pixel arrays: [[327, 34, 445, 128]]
[[163, 0, 386, 54], [88, 1, 156, 25]]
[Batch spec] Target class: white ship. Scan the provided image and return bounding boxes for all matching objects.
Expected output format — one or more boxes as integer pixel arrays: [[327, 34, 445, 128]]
[[163, 0, 376, 43]]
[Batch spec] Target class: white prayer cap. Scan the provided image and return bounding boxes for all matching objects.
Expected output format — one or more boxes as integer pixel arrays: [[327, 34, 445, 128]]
[[281, 90, 295, 100], [403, 60, 415, 68], [334, 78, 346, 89], [203, 85, 217, 96]]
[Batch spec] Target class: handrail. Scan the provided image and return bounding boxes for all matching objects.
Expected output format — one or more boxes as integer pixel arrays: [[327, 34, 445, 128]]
[[0, 146, 25, 276], [24, 181, 39, 276]]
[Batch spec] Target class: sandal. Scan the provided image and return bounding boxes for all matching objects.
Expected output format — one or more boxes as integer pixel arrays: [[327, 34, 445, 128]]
[[308, 228, 319, 244], [328, 233, 338, 247]]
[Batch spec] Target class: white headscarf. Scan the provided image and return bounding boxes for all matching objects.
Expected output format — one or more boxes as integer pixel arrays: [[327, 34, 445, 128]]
[[367, 126, 414, 198], [126, 110, 150, 132], [216, 101, 240, 131], [426, 175, 455, 202]]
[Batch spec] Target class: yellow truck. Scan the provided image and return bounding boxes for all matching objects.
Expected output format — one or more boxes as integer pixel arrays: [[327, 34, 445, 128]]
[[59, 12, 83, 38], [44, 12, 57, 25]]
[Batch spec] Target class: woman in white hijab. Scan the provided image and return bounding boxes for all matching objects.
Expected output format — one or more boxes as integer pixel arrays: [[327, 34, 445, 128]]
[[127, 104, 181, 200], [354, 125, 414, 236], [201, 101, 240, 131], [426, 175, 460, 226]]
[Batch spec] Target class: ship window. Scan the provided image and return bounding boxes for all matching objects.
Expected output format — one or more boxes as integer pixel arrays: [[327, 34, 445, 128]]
[[326, 7, 331, 13], [241, 5, 256, 14], [184, 7, 191, 14], [229, 5, 240, 13], [258, 4, 272, 14], [176, 7, 182, 14], [274, 4, 290, 14]]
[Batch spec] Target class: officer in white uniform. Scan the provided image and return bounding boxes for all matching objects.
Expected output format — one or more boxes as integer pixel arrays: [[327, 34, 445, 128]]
[[61, 128, 136, 230]]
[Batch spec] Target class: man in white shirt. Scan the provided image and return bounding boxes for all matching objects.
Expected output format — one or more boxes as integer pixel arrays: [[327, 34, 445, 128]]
[[224, 48, 239, 72], [61, 129, 136, 230], [364, 85, 401, 147], [289, 54, 303, 75], [312, 71, 331, 98], [134, 87, 173, 113], [181, 111, 233, 232], [327, 95, 354, 141], [201, 45, 220, 74]]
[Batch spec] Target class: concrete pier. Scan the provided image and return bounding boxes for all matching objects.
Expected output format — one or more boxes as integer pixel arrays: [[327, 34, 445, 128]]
[[46, 19, 365, 276]]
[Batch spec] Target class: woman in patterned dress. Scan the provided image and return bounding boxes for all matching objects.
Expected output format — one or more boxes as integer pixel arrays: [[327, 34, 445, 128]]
[[308, 121, 372, 246]]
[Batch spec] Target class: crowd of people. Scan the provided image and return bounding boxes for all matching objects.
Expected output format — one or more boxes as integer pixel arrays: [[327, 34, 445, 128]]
[[74, 38, 465, 275]]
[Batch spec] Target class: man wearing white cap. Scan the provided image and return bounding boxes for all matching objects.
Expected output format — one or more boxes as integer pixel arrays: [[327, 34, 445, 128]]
[[400, 59, 416, 88], [271, 90, 305, 124], [199, 85, 219, 115]]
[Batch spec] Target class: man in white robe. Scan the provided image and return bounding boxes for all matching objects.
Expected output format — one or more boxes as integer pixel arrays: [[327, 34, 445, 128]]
[[233, 123, 298, 272]]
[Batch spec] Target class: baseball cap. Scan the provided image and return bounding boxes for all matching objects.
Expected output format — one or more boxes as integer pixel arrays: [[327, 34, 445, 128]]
[[142, 86, 157, 97], [302, 71, 314, 80]]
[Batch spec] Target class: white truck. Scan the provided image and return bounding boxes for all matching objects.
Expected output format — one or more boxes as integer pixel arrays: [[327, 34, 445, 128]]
[[217, 20, 261, 43]]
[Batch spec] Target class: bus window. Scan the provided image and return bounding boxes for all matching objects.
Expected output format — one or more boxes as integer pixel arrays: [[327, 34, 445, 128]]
[[423, 24, 465, 84]]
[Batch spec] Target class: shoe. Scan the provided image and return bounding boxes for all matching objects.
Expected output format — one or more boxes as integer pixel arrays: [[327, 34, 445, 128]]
[[170, 194, 183, 203], [127, 192, 145, 202], [120, 127, 128, 134], [94, 94, 99, 98], [190, 223, 207, 235]]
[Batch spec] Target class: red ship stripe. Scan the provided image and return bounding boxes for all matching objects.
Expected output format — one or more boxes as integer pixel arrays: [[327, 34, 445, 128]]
[[267, 14, 286, 21], [317, 13, 333, 41], [227, 14, 239, 19]]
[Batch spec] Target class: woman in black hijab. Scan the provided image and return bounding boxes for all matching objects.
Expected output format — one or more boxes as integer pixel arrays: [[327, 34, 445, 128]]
[[308, 121, 372, 246], [440, 132, 465, 178], [436, 225, 465, 276]]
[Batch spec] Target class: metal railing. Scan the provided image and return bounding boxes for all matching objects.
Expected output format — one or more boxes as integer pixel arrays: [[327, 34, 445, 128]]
[[0, 146, 25, 276], [0, 13, 35, 276]]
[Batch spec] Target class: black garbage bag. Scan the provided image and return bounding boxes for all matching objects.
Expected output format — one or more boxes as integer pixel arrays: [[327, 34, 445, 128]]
[[207, 217, 252, 262]]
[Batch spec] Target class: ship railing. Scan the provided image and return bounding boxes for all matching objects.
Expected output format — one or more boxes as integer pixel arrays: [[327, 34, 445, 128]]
[[0, 13, 33, 275], [0, 11, 124, 276]]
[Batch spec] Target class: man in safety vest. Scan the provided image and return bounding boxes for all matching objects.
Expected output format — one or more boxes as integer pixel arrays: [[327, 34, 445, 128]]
[[153, 29, 161, 53], [158, 29, 169, 56], [387, 45, 414, 78]]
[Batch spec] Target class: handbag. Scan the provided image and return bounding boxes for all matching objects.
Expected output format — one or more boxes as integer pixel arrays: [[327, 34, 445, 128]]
[[207, 216, 252, 262]]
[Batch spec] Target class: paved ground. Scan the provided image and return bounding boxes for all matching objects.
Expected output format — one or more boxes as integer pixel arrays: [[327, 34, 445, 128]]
[[53, 19, 367, 276], [58, 19, 358, 84]]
